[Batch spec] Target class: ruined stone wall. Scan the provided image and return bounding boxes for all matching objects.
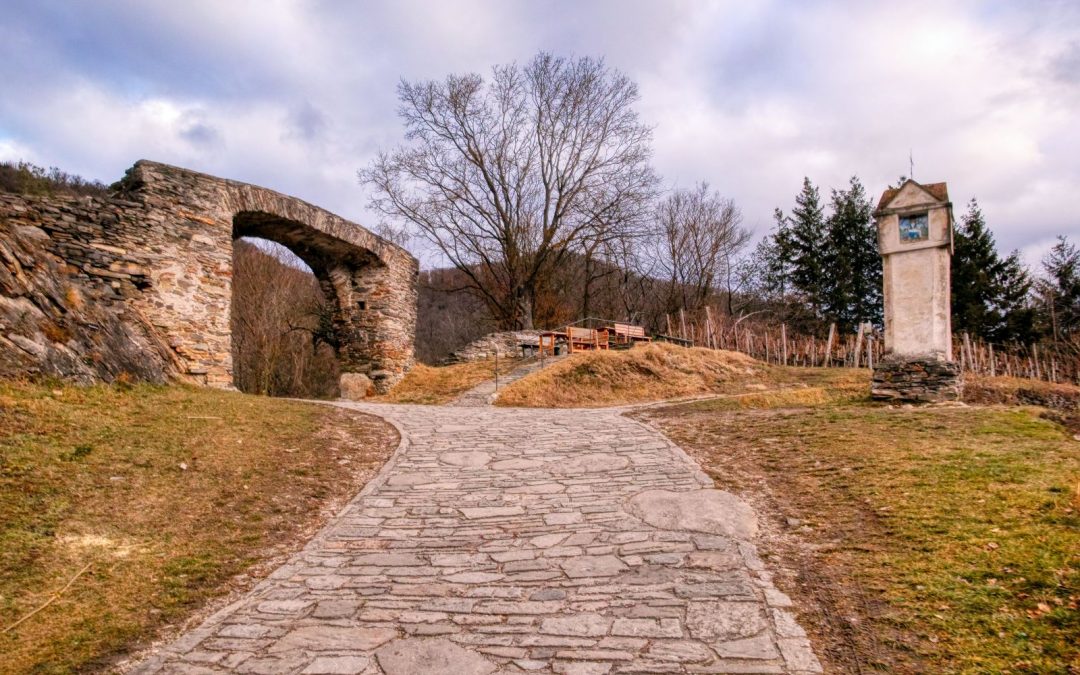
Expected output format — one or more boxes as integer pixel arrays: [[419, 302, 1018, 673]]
[[0, 193, 179, 382], [0, 160, 418, 393], [443, 331, 539, 363]]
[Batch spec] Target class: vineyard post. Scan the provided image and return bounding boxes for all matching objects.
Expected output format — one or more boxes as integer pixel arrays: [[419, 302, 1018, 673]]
[[853, 323, 865, 368], [825, 323, 836, 367], [704, 306, 715, 349]]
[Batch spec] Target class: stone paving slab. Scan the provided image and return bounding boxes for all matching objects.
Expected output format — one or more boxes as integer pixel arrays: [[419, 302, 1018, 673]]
[[134, 404, 821, 674]]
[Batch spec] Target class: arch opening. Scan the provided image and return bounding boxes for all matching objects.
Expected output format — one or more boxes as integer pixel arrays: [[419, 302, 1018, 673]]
[[230, 234, 341, 398], [229, 210, 399, 399]]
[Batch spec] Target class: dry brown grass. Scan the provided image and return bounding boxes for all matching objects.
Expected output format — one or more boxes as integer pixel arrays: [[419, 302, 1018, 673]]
[[376, 358, 514, 405], [38, 321, 71, 345], [495, 342, 767, 407], [703, 367, 873, 410], [963, 373, 1080, 408], [962, 375, 1080, 435], [0, 381, 397, 673]]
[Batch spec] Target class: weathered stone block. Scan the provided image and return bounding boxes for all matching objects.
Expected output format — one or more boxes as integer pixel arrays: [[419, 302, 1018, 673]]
[[339, 372, 373, 400]]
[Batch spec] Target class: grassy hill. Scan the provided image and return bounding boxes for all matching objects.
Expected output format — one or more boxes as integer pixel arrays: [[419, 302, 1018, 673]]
[[0, 382, 396, 673], [639, 372, 1079, 673], [495, 342, 768, 407]]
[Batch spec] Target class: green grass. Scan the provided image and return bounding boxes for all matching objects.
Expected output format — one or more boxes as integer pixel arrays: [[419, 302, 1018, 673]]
[[648, 388, 1079, 673], [0, 381, 396, 673]]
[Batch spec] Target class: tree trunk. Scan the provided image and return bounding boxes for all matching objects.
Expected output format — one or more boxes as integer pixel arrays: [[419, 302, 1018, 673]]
[[581, 248, 594, 320], [515, 287, 536, 330]]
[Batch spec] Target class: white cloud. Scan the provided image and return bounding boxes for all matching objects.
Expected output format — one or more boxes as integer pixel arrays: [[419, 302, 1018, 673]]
[[637, 0, 1080, 248], [1, 0, 1076, 266], [0, 138, 39, 164]]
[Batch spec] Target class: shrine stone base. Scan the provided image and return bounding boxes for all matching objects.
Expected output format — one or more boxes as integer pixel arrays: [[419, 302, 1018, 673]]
[[871, 353, 963, 403]]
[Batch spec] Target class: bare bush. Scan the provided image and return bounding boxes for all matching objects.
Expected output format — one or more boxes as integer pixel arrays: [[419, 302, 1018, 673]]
[[415, 268, 496, 363], [0, 160, 110, 197]]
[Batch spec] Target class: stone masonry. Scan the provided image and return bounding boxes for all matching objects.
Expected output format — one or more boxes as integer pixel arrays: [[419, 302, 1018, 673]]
[[0, 209, 177, 383], [135, 403, 821, 674], [445, 331, 542, 363], [0, 161, 418, 393], [870, 353, 963, 403]]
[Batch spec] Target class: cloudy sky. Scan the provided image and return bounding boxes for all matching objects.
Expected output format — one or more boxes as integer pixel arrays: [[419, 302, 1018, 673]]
[[2, 0, 1078, 269]]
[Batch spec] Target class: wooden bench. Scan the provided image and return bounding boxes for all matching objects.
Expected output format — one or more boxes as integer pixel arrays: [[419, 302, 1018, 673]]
[[611, 322, 651, 345], [566, 326, 609, 353], [537, 331, 562, 357]]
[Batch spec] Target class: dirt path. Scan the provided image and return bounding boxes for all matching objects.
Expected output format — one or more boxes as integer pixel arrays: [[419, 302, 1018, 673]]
[[133, 403, 821, 674]]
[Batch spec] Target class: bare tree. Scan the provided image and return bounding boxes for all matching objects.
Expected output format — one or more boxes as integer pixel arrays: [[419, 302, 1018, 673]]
[[652, 183, 751, 315], [415, 268, 496, 363], [362, 52, 659, 329]]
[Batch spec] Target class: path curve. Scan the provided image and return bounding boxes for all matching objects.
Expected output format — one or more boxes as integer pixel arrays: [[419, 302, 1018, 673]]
[[135, 403, 821, 674]]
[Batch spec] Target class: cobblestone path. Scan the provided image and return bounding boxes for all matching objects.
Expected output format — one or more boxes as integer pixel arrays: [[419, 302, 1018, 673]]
[[136, 404, 821, 674]]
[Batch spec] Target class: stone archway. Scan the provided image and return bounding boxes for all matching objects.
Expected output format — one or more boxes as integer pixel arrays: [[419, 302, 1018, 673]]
[[113, 160, 418, 394]]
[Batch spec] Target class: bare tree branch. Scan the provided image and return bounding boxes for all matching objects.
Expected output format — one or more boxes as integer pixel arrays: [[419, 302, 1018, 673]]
[[361, 52, 659, 329]]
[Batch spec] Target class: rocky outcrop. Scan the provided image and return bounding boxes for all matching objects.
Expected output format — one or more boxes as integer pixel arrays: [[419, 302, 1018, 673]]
[[0, 207, 177, 383], [871, 353, 963, 403]]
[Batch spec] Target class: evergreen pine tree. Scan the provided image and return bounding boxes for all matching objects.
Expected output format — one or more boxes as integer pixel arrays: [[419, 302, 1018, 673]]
[[992, 251, 1037, 343], [951, 199, 1006, 339], [1039, 235, 1080, 340], [755, 209, 793, 299], [788, 177, 827, 318], [951, 198, 1040, 342], [823, 176, 881, 331], [749, 208, 807, 324]]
